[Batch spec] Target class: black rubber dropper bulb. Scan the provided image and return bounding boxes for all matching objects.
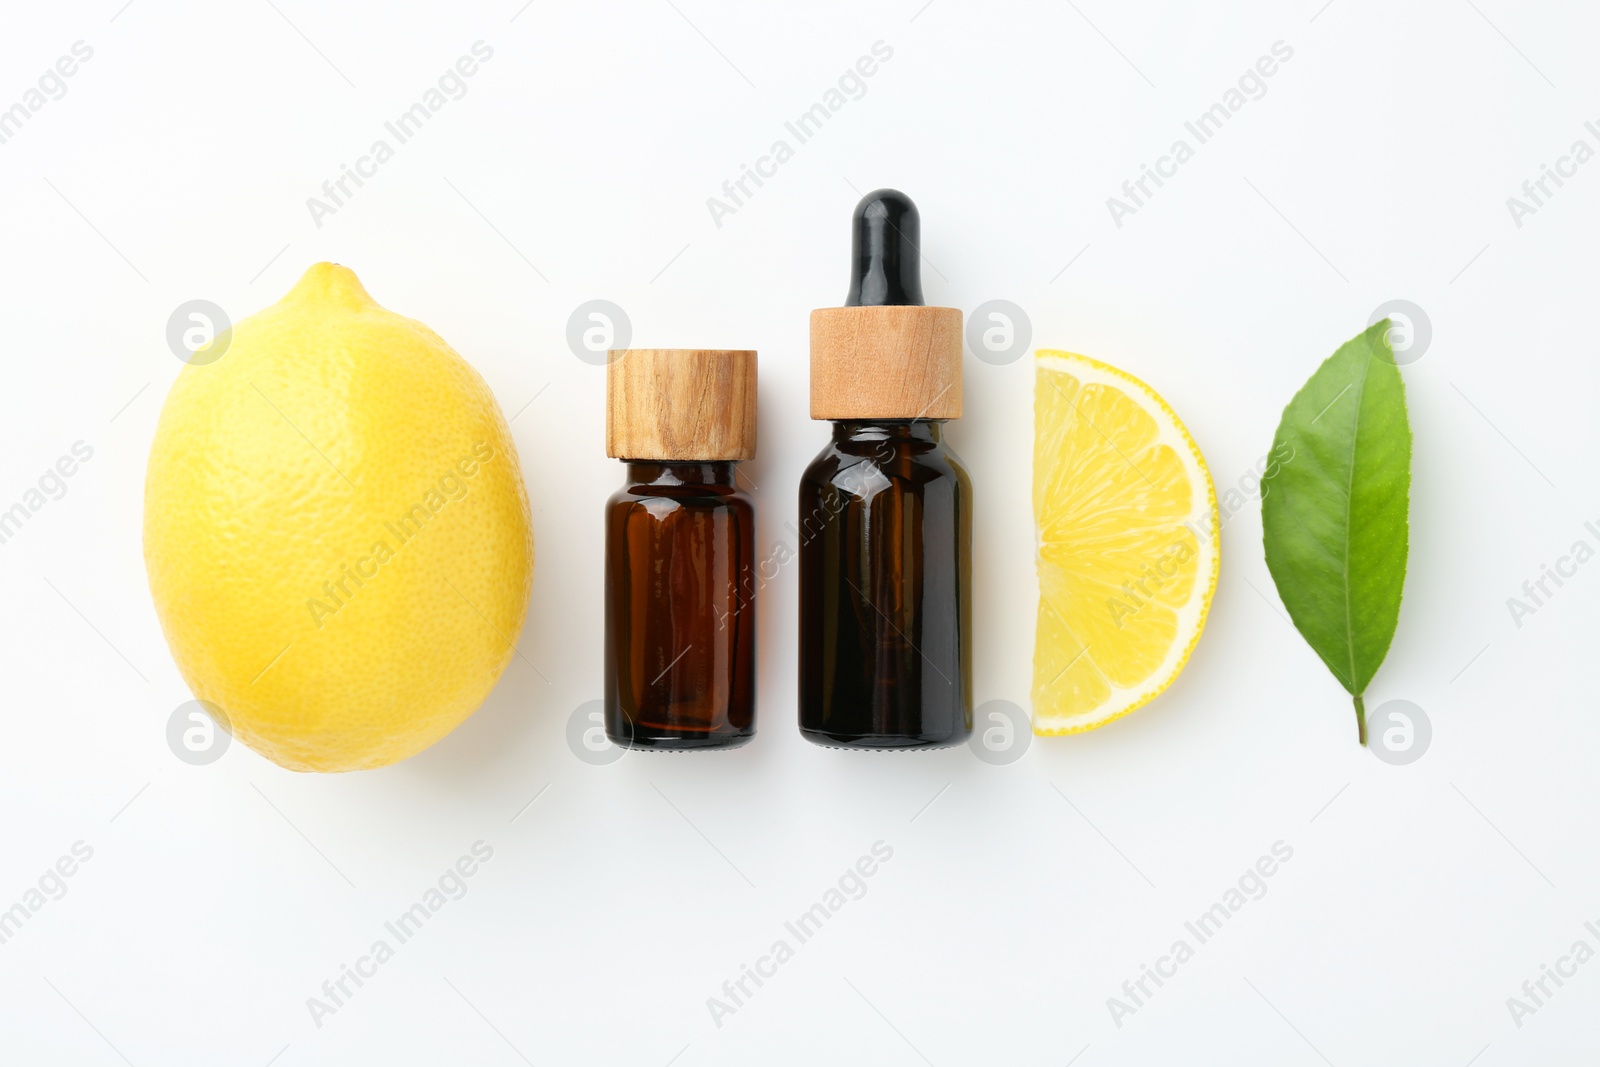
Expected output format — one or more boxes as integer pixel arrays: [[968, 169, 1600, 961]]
[[844, 189, 924, 308]]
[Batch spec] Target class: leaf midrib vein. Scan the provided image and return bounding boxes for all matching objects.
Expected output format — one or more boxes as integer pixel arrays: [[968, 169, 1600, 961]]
[[1338, 357, 1371, 694]]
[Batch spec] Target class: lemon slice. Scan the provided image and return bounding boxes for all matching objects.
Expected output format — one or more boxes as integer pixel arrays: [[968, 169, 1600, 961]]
[[1032, 351, 1219, 734]]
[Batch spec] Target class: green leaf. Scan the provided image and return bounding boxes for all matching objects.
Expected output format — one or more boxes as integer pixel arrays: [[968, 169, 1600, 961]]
[[1261, 320, 1412, 744]]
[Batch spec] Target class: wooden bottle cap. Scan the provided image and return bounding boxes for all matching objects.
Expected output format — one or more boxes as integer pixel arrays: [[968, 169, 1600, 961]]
[[606, 349, 757, 460], [809, 305, 963, 420]]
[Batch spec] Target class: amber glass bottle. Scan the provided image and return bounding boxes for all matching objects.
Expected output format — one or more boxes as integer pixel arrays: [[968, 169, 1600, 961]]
[[799, 190, 973, 748], [604, 349, 757, 750], [798, 420, 972, 747]]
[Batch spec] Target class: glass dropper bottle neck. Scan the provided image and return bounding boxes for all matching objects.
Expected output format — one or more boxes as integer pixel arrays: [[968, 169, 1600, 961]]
[[829, 419, 945, 445]]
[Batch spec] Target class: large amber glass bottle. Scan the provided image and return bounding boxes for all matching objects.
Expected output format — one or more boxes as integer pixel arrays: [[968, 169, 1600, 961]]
[[603, 349, 758, 750], [799, 190, 973, 748]]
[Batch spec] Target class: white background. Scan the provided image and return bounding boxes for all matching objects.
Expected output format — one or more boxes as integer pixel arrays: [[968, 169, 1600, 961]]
[[2, 1, 1597, 1063]]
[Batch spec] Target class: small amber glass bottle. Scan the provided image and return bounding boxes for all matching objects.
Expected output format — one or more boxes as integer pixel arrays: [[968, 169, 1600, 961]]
[[604, 349, 757, 750], [799, 190, 973, 749]]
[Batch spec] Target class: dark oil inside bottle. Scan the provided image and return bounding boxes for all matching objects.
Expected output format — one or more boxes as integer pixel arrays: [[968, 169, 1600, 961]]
[[798, 420, 973, 748], [605, 461, 756, 749]]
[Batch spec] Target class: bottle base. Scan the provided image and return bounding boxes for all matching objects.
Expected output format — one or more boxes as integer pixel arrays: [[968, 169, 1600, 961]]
[[799, 727, 969, 751], [606, 728, 755, 752]]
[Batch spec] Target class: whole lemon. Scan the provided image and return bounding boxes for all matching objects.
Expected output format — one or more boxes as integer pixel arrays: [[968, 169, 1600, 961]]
[[144, 264, 534, 772]]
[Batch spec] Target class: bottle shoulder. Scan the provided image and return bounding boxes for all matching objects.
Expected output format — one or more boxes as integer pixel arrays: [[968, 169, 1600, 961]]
[[800, 432, 969, 499], [608, 481, 753, 513]]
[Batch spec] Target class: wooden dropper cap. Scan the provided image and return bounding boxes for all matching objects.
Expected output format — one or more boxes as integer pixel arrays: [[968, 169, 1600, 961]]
[[606, 348, 757, 461], [810, 189, 963, 420]]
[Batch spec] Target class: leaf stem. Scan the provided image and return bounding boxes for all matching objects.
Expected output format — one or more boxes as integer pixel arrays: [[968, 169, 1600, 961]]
[[1354, 694, 1367, 746]]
